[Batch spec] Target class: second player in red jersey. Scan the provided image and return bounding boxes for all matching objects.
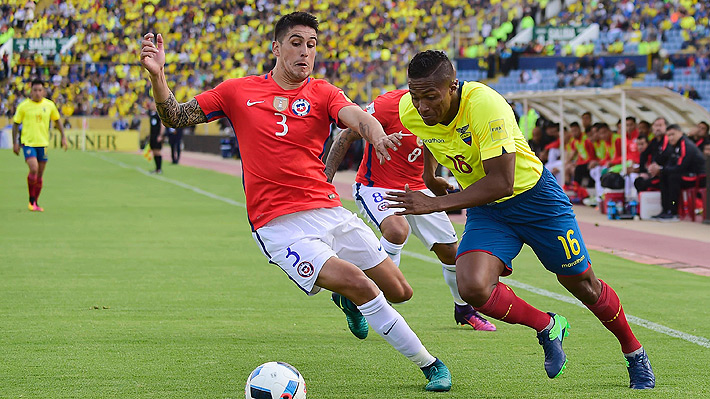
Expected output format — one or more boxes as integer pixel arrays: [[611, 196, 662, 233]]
[[325, 89, 496, 331], [355, 90, 427, 191]]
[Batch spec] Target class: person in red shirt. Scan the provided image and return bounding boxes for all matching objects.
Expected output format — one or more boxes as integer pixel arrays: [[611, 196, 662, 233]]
[[569, 121, 597, 188], [625, 116, 640, 164], [325, 90, 496, 331], [139, 11, 451, 391]]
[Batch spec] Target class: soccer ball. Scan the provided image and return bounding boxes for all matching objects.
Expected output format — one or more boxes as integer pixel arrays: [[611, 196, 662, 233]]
[[245, 361, 307, 399]]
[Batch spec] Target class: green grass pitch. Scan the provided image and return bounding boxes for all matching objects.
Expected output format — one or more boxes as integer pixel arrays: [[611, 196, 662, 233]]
[[1, 150, 709, 398]]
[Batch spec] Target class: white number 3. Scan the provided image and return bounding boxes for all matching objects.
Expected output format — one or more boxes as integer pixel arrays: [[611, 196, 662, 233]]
[[274, 113, 289, 136]]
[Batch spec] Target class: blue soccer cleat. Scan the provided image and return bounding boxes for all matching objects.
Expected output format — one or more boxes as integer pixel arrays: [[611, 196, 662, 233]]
[[625, 348, 655, 389], [331, 292, 368, 339], [421, 358, 452, 392], [536, 312, 570, 378]]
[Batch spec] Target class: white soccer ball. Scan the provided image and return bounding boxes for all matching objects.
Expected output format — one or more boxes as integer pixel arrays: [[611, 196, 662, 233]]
[[245, 361, 307, 399]]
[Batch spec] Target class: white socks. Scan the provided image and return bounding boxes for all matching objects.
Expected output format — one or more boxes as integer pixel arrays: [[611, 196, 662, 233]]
[[442, 264, 467, 306], [380, 236, 404, 267], [358, 292, 435, 367]]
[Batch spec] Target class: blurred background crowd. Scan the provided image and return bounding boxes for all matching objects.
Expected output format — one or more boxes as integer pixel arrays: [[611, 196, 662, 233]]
[[2, 0, 710, 120]]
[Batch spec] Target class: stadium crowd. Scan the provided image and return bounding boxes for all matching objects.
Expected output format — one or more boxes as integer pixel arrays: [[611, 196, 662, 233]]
[[0, 0, 519, 118], [2, 0, 708, 119]]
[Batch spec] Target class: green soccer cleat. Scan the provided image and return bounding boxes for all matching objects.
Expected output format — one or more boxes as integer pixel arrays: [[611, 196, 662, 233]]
[[536, 312, 570, 379], [331, 292, 368, 339], [421, 358, 452, 392]]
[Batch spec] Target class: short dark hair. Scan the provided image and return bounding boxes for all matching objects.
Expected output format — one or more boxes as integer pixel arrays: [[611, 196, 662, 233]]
[[639, 120, 650, 128], [595, 122, 610, 130], [570, 121, 580, 128], [274, 12, 319, 42], [666, 123, 682, 132], [626, 116, 636, 122], [653, 116, 668, 125], [699, 121, 709, 133], [408, 50, 455, 81], [582, 111, 592, 117], [31, 78, 44, 87]]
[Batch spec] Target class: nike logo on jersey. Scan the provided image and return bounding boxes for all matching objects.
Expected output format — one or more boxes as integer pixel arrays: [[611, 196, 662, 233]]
[[383, 319, 398, 335], [246, 100, 264, 106]]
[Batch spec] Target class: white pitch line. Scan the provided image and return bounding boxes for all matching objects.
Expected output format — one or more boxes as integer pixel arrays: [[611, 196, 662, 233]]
[[402, 250, 710, 349], [95, 153, 710, 349], [93, 153, 246, 208]]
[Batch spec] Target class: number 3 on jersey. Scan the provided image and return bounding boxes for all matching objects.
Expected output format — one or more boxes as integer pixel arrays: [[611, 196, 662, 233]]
[[274, 112, 289, 136]]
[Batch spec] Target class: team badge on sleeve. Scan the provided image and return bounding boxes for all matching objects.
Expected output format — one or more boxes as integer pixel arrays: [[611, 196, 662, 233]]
[[291, 99, 311, 117], [366, 102, 375, 114], [273, 96, 288, 112], [489, 119, 508, 141]]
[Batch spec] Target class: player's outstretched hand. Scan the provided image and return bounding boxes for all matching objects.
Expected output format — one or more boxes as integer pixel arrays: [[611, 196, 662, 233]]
[[12, 142, 20, 155], [385, 184, 438, 215], [61, 136, 68, 151], [373, 132, 402, 164], [140, 33, 166, 76]]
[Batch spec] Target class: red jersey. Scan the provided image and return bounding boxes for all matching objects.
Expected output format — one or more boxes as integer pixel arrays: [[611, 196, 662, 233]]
[[626, 129, 640, 164], [355, 90, 427, 190], [196, 74, 354, 230]]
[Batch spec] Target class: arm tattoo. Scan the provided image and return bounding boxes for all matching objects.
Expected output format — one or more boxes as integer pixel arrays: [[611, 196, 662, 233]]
[[156, 93, 207, 128], [358, 122, 371, 142], [324, 129, 361, 183]]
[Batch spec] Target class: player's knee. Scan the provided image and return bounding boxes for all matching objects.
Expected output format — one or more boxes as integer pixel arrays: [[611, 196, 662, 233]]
[[343, 276, 381, 304], [381, 216, 409, 244], [383, 281, 413, 304], [383, 229, 407, 245], [457, 281, 493, 307], [435, 251, 457, 266]]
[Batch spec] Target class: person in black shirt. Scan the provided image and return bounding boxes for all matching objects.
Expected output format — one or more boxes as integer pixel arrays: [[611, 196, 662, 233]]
[[147, 100, 164, 174], [651, 124, 706, 221]]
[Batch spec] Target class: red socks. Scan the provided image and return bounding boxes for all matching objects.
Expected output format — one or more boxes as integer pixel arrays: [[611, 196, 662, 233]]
[[585, 279, 641, 354], [26, 174, 44, 204], [475, 282, 551, 332], [35, 177, 43, 202], [27, 173, 37, 204]]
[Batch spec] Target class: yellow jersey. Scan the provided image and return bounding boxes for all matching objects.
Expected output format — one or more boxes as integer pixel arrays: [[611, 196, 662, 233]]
[[13, 98, 60, 147], [399, 81, 542, 202]]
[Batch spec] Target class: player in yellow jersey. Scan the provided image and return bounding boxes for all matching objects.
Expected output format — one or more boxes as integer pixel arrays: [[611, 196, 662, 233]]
[[385, 51, 654, 389], [12, 79, 67, 212]]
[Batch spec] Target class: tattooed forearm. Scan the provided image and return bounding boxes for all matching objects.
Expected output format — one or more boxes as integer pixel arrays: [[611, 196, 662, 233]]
[[358, 122, 371, 142], [324, 128, 361, 182], [156, 93, 208, 128]]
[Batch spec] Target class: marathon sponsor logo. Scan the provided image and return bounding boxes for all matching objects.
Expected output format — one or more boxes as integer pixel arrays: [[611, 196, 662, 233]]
[[561, 254, 585, 268]]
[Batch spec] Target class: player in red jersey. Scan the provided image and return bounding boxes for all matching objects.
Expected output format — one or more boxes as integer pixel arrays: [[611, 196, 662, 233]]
[[325, 89, 495, 331], [139, 11, 451, 391]]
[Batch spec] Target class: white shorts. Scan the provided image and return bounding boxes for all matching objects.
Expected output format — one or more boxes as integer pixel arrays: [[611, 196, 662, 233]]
[[252, 207, 387, 295], [352, 183, 458, 249]]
